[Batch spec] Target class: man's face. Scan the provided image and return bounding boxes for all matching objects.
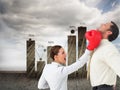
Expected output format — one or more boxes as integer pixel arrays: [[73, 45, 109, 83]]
[[98, 22, 113, 33], [55, 48, 66, 65], [98, 22, 113, 38]]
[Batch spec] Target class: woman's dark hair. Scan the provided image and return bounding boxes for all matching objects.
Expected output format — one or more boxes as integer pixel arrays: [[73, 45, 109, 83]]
[[108, 21, 119, 41], [50, 45, 62, 60]]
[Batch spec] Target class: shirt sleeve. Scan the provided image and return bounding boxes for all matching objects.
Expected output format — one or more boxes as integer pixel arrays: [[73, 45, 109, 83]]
[[59, 49, 91, 77], [38, 72, 49, 89], [104, 47, 120, 77]]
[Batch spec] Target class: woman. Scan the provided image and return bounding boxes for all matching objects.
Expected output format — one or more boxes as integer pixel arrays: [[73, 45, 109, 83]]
[[38, 30, 102, 90]]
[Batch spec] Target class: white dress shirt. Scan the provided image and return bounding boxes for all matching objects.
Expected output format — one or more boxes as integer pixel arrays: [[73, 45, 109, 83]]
[[90, 39, 120, 87], [38, 49, 91, 90]]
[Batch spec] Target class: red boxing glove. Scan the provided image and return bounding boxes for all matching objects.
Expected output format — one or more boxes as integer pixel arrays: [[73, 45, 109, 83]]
[[85, 30, 102, 50]]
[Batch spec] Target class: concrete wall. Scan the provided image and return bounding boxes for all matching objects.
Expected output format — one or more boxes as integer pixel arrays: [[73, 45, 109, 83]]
[[68, 35, 76, 78], [26, 39, 35, 78], [47, 46, 53, 64], [77, 27, 87, 78], [36, 61, 45, 79]]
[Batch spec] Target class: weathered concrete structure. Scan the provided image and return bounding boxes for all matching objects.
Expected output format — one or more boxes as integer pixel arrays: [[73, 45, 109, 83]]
[[26, 38, 35, 78], [47, 46, 53, 64], [36, 61, 45, 79], [68, 35, 76, 78], [77, 26, 87, 78]]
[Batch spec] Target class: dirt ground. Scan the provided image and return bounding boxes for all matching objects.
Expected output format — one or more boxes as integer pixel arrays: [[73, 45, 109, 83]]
[[0, 73, 120, 90]]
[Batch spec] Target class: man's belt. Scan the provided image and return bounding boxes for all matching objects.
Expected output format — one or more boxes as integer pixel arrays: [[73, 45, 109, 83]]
[[93, 84, 113, 89]]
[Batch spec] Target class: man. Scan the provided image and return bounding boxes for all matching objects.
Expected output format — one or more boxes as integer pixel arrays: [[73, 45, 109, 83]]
[[87, 21, 120, 90], [38, 30, 102, 90]]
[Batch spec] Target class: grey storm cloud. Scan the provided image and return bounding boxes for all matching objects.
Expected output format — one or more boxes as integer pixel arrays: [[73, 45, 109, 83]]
[[0, 0, 120, 71], [0, 0, 76, 30], [0, 0, 101, 32], [1, 0, 120, 31], [0, 0, 120, 44]]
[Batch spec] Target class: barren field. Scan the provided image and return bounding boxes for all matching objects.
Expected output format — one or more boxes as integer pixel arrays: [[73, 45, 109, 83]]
[[0, 73, 120, 90]]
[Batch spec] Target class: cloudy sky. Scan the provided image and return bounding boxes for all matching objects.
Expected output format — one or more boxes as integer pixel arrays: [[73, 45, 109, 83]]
[[0, 0, 120, 71]]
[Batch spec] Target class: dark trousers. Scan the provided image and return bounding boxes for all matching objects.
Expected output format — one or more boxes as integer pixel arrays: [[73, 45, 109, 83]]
[[92, 84, 113, 90]]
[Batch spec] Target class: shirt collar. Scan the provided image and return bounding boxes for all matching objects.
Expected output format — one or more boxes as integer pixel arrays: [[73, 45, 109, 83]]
[[101, 39, 109, 43], [51, 62, 63, 67], [100, 39, 110, 46]]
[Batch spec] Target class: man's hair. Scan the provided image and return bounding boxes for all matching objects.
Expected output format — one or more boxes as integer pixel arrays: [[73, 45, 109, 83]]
[[108, 21, 119, 41], [50, 45, 62, 60]]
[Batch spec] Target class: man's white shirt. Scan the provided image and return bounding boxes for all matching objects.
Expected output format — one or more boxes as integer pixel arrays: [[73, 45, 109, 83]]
[[90, 39, 120, 87]]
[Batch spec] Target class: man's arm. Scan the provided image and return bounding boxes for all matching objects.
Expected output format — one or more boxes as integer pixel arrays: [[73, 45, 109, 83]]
[[38, 73, 49, 89], [105, 46, 120, 77]]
